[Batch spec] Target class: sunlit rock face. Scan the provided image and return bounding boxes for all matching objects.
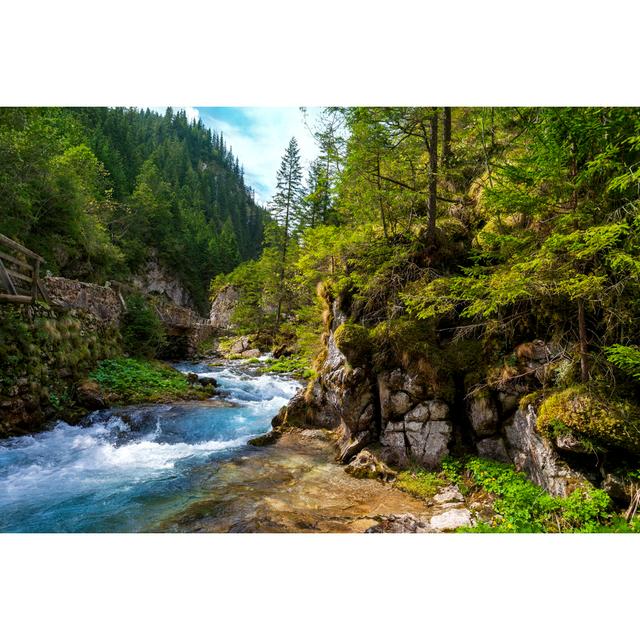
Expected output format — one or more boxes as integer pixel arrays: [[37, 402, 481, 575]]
[[132, 253, 193, 308], [209, 284, 240, 330], [503, 404, 588, 497]]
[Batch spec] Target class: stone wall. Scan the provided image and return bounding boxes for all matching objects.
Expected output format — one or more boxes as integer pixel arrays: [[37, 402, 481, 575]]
[[0, 303, 122, 437], [43, 276, 123, 324]]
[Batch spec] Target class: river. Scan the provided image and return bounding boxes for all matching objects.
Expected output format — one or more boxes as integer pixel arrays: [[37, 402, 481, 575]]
[[0, 360, 301, 532]]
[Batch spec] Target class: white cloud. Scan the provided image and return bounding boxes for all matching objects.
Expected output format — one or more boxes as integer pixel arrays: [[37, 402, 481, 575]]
[[199, 107, 321, 204], [136, 106, 320, 204]]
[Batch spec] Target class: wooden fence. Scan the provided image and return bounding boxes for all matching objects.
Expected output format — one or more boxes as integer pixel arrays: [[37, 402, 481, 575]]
[[0, 233, 50, 304]]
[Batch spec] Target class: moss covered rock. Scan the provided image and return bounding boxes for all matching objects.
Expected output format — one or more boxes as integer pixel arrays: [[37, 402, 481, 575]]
[[537, 386, 640, 454], [333, 322, 371, 366]]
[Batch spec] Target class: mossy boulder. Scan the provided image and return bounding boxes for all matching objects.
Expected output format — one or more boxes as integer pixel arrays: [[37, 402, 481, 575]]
[[537, 386, 640, 454]]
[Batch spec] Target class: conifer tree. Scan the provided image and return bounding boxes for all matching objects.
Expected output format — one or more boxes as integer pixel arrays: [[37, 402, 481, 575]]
[[270, 137, 304, 329]]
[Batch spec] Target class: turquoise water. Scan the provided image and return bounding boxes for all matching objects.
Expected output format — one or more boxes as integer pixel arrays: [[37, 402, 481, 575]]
[[0, 361, 300, 532]]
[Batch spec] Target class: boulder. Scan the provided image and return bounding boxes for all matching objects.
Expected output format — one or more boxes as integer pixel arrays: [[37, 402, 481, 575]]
[[241, 349, 261, 359], [476, 436, 510, 462], [430, 508, 473, 531], [345, 448, 397, 481], [468, 392, 499, 438], [230, 336, 251, 354], [504, 404, 588, 497], [76, 380, 106, 410], [433, 486, 464, 505]]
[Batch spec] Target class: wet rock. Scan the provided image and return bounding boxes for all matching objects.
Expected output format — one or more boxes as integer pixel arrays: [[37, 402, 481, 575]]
[[468, 393, 499, 437], [248, 431, 281, 447], [76, 380, 106, 410], [345, 448, 397, 481], [477, 436, 510, 462], [186, 372, 199, 384], [337, 428, 371, 463], [366, 513, 433, 533], [241, 349, 261, 359], [430, 508, 472, 531]]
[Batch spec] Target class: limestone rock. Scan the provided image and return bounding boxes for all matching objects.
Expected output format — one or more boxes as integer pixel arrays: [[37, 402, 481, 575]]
[[477, 436, 510, 462], [230, 336, 251, 354], [504, 404, 588, 497], [345, 448, 397, 481], [555, 432, 589, 454], [468, 393, 499, 437], [430, 508, 472, 531], [209, 285, 239, 330], [381, 419, 452, 469], [131, 253, 193, 308], [433, 485, 464, 505], [389, 391, 413, 417]]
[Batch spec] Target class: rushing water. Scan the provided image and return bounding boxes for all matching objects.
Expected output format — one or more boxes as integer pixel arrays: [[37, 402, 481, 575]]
[[0, 361, 300, 532]]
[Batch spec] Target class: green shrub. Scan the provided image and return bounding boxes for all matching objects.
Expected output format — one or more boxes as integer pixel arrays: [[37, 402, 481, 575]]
[[333, 322, 371, 366], [605, 344, 640, 382], [89, 357, 205, 404], [121, 294, 166, 358], [462, 457, 613, 532]]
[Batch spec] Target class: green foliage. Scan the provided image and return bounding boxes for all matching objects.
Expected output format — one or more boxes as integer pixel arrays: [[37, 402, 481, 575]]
[[89, 357, 205, 404], [605, 344, 640, 382], [121, 294, 166, 358], [537, 386, 640, 453], [395, 468, 445, 499], [333, 322, 371, 366], [462, 457, 613, 532], [263, 355, 314, 379]]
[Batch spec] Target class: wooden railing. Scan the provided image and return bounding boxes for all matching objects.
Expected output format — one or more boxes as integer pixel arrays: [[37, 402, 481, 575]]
[[0, 233, 50, 304]]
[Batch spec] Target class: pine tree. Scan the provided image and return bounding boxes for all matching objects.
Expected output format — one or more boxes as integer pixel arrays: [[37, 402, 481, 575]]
[[270, 137, 304, 329]]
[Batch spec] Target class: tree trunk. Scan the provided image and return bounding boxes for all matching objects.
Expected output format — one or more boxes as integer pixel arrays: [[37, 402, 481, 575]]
[[578, 299, 589, 382], [443, 107, 451, 167], [428, 108, 438, 243]]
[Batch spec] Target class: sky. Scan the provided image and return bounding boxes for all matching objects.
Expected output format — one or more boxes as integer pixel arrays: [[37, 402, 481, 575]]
[[150, 107, 322, 204]]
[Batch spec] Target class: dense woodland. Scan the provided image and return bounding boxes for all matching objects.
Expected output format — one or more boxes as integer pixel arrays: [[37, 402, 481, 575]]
[[0, 107, 266, 312]]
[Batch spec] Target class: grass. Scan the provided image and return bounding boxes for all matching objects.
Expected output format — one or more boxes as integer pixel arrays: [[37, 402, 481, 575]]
[[89, 357, 208, 404], [263, 355, 314, 379], [395, 467, 445, 499]]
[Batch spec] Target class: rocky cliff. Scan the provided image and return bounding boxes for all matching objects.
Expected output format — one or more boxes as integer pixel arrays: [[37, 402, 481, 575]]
[[273, 287, 636, 504]]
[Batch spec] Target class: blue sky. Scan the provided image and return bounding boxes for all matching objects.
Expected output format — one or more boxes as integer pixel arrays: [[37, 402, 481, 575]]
[[152, 107, 322, 203]]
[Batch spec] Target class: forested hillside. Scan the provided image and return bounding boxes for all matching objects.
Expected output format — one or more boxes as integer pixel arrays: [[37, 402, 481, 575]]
[[0, 107, 266, 312]]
